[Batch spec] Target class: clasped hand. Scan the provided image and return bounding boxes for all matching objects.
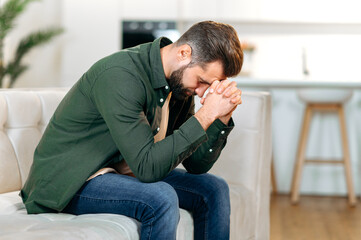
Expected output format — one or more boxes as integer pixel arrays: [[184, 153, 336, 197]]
[[200, 79, 242, 124]]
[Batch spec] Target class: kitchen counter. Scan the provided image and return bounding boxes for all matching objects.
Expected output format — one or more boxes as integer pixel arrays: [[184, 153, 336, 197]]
[[233, 77, 361, 89]]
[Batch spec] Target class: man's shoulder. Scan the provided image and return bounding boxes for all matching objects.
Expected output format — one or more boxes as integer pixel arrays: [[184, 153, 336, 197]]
[[98, 44, 150, 69], [77, 44, 154, 101], [92, 51, 137, 72], [88, 47, 150, 82]]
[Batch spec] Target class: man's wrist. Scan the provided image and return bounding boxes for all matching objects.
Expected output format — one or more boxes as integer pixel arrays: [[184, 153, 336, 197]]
[[194, 107, 217, 131], [218, 114, 232, 125]]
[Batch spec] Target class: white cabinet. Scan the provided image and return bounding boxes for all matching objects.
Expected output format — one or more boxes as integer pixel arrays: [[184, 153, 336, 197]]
[[117, 0, 361, 24], [120, 0, 178, 20], [181, 0, 361, 23], [181, 0, 219, 20], [181, 0, 261, 21], [258, 0, 361, 23]]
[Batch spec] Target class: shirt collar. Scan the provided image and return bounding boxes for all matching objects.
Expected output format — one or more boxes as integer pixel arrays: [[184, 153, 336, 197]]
[[149, 37, 173, 89]]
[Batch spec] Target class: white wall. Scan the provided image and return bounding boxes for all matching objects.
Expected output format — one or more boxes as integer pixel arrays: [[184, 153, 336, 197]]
[[60, 0, 120, 86], [60, 0, 180, 86], [3, 0, 63, 87]]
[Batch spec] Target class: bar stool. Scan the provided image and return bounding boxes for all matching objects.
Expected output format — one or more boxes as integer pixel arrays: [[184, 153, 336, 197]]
[[290, 89, 356, 206]]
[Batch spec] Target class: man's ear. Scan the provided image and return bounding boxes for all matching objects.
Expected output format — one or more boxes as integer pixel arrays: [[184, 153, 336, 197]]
[[177, 44, 192, 64]]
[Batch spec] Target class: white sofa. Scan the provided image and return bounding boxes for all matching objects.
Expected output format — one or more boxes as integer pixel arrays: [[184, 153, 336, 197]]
[[0, 88, 272, 240]]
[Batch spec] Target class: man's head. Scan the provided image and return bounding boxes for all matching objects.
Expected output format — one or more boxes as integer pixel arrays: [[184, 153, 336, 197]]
[[175, 21, 243, 77], [165, 21, 243, 100]]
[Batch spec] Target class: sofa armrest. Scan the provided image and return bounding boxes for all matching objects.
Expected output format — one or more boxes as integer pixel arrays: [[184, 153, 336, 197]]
[[204, 91, 272, 240], [209, 91, 272, 188]]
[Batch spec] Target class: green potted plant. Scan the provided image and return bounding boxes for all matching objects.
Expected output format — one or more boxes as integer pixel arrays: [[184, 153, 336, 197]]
[[0, 0, 63, 88]]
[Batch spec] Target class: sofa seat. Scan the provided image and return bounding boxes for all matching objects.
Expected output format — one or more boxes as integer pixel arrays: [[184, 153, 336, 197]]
[[0, 183, 252, 240], [0, 192, 141, 240]]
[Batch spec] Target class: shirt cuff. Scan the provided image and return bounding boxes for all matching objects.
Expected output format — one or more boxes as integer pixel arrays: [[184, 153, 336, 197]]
[[206, 118, 234, 141], [178, 115, 208, 146]]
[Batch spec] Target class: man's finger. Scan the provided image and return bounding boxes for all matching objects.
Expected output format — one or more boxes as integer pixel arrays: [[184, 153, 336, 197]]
[[230, 89, 242, 104], [209, 80, 220, 93], [224, 85, 239, 98], [216, 79, 231, 94], [230, 95, 242, 105]]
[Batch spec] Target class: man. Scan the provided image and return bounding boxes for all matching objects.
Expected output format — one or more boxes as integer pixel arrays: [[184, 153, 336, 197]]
[[21, 21, 243, 239]]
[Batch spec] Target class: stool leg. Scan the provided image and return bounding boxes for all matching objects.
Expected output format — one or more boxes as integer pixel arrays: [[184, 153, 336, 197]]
[[271, 155, 277, 194], [291, 105, 313, 204], [338, 106, 357, 206]]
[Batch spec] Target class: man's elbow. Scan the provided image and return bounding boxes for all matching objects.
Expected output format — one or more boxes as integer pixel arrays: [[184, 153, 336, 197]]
[[134, 172, 166, 183], [183, 164, 211, 175]]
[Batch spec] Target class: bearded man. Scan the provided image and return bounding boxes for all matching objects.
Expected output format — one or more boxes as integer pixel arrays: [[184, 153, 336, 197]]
[[21, 21, 244, 240]]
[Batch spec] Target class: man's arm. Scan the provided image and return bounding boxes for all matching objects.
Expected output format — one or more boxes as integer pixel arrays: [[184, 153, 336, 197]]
[[91, 68, 209, 183], [181, 118, 234, 174]]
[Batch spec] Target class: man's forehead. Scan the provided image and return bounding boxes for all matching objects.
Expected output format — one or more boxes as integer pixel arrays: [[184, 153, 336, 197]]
[[202, 72, 226, 84], [202, 61, 225, 78]]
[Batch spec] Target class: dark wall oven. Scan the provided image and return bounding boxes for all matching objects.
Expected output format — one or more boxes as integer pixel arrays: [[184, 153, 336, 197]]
[[121, 20, 180, 49]]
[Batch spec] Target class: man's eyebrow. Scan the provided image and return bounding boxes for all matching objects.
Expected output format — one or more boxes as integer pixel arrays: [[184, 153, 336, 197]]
[[200, 77, 211, 85]]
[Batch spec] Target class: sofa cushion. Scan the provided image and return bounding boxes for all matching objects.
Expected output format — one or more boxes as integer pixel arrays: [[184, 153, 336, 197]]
[[0, 182, 253, 240], [0, 191, 195, 240]]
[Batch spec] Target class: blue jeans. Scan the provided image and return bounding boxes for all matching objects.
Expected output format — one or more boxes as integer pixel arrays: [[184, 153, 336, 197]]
[[62, 169, 230, 240]]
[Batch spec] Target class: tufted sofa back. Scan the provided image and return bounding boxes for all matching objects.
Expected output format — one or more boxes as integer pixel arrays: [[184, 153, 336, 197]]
[[0, 89, 68, 194]]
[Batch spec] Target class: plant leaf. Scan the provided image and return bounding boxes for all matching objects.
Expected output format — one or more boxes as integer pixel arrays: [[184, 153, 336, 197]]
[[0, 0, 38, 41], [6, 62, 28, 87], [13, 27, 63, 64]]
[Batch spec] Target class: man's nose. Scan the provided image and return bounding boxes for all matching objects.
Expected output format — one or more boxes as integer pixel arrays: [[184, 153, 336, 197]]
[[195, 85, 209, 98]]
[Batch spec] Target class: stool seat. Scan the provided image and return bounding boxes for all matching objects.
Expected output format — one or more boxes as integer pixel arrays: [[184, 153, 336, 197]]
[[297, 89, 353, 103]]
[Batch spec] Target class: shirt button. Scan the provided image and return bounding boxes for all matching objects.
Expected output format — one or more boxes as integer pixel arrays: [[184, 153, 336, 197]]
[[165, 86, 169, 90], [209, 149, 213, 153], [160, 98, 164, 103], [157, 127, 160, 132], [221, 130, 225, 135]]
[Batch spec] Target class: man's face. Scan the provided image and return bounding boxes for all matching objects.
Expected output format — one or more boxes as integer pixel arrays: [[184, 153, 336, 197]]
[[168, 61, 226, 101]]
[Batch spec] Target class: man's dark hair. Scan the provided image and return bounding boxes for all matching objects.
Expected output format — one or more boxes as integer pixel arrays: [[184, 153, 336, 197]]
[[175, 21, 243, 77]]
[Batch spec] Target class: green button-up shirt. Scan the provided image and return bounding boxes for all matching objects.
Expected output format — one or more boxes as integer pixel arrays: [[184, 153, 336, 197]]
[[21, 37, 234, 214]]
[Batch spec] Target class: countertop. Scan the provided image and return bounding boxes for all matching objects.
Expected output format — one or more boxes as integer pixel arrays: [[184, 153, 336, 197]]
[[233, 77, 361, 89]]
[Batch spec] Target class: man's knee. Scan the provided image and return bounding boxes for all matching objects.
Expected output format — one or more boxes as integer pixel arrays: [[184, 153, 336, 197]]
[[144, 182, 180, 223], [137, 182, 179, 239], [200, 174, 230, 212], [153, 182, 179, 208], [204, 174, 229, 197]]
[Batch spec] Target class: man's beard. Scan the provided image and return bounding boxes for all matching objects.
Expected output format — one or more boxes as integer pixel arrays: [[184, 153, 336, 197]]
[[167, 65, 194, 101]]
